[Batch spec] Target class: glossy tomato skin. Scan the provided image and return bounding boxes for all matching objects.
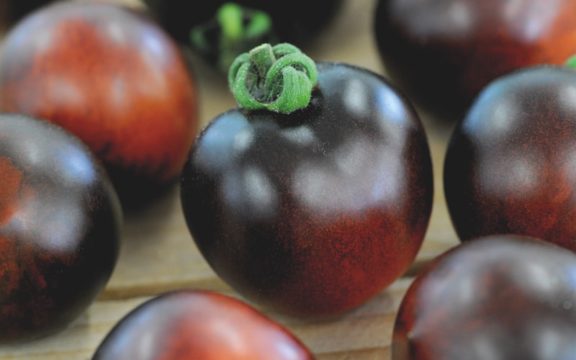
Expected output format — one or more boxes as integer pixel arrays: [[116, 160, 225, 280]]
[[0, 114, 121, 343], [93, 290, 313, 360], [181, 63, 433, 317], [374, 0, 576, 122], [393, 235, 576, 360], [444, 66, 576, 251], [0, 2, 198, 206], [143, 0, 343, 48]]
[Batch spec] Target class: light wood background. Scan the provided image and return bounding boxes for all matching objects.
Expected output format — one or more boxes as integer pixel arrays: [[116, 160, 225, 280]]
[[0, 0, 460, 358]]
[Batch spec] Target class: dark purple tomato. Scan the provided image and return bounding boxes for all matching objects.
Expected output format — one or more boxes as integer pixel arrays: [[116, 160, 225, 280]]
[[374, 0, 576, 122], [0, 2, 199, 207], [142, 0, 343, 71], [0, 114, 121, 343], [444, 66, 576, 251], [181, 61, 433, 317], [93, 290, 313, 360], [0, 0, 55, 30], [393, 235, 576, 360]]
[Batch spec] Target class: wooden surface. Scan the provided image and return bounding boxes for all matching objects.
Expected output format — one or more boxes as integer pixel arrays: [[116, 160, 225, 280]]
[[0, 0, 460, 358]]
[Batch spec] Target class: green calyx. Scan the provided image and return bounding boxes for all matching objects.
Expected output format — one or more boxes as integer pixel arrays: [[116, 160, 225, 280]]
[[190, 3, 274, 73], [566, 55, 576, 70], [228, 43, 318, 114]]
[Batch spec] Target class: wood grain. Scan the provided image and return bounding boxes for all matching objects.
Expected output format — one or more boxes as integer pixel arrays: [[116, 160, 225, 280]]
[[0, 0, 459, 358]]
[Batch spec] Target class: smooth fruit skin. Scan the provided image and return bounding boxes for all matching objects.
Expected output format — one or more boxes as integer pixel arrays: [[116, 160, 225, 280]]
[[444, 66, 576, 251], [374, 0, 576, 122], [181, 63, 433, 317], [0, 2, 198, 205], [0, 114, 121, 343], [93, 290, 313, 360], [393, 235, 576, 360]]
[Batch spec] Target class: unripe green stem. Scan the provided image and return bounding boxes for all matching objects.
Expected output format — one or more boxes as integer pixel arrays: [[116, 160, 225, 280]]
[[229, 43, 318, 114]]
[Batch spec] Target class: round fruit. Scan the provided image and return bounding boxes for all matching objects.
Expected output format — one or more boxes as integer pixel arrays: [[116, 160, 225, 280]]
[[0, 114, 121, 343], [374, 0, 576, 122], [181, 43, 433, 316], [0, 2, 198, 205], [393, 235, 576, 360], [93, 290, 313, 360], [444, 66, 576, 251]]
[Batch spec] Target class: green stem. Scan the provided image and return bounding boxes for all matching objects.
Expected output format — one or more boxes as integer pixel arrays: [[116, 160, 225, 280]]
[[218, 3, 244, 42], [249, 43, 276, 79], [190, 3, 274, 73], [229, 43, 318, 114]]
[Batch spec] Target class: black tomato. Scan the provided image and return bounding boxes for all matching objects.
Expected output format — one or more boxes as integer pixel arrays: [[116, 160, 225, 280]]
[[180, 44, 433, 317], [393, 235, 576, 360], [142, 0, 343, 71], [444, 66, 576, 252], [374, 0, 576, 123], [93, 290, 313, 359], [0, 114, 121, 343]]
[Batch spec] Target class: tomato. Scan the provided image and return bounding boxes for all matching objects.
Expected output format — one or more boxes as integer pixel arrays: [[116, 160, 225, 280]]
[[374, 0, 576, 122], [0, 114, 121, 343], [181, 43, 433, 316], [445, 66, 576, 251], [0, 2, 199, 206], [94, 290, 313, 360], [393, 235, 576, 359]]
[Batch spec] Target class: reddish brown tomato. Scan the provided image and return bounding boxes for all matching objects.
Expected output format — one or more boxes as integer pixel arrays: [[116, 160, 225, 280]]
[[393, 235, 576, 359], [0, 2, 198, 205], [0, 114, 121, 343], [374, 0, 576, 122], [181, 63, 434, 317], [444, 66, 576, 251], [93, 290, 313, 360]]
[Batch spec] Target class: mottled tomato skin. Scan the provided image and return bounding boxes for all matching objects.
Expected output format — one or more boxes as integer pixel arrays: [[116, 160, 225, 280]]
[[181, 63, 433, 317], [0, 2, 198, 205], [93, 290, 313, 360], [374, 0, 576, 122], [393, 235, 576, 360], [0, 114, 121, 343], [445, 66, 576, 251]]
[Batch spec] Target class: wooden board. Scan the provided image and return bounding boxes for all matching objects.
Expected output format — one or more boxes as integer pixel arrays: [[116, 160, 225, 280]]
[[0, 0, 460, 358]]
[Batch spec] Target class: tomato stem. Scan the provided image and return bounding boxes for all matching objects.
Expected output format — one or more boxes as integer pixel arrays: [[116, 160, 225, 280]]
[[190, 3, 274, 73], [228, 43, 318, 114]]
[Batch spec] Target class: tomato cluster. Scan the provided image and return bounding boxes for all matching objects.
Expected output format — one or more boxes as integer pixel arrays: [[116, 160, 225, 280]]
[[2, 0, 576, 358], [373, 0, 576, 357]]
